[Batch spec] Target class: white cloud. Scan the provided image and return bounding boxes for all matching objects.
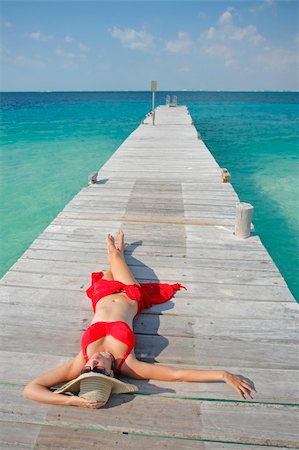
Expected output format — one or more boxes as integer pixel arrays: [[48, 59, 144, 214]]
[[63, 36, 90, 53], [200, 7, 266, 66], [198, 11, 207, 20], [249, 0, 274, 14], [0, 46, 10, 56], [218, 9, 234, 26], [25, 30, 52, 41], [0, 45, 46, 68], [165, 32, 193, 54], [78, 42, 90, 53], [14, 54, 45, 68], [255, 47, 298, 71], [55, 47, 76, 59], [231, 24, 255, 41], [111, 26, 154, 51], [205, 43, 237, 67], [64, 35, 74, 44], [206, 27, 216, 40], [214, 8, 265, 45], [55, 45, 88, 69], [62, 61, 76, 69], [3, 21, 13, 28], [1, 18, 13, 29], [231, 24, 265, 46], [177, 64, 192, 73]]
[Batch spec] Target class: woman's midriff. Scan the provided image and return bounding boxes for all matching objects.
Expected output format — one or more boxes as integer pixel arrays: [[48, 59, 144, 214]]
[[90, 292, 138, 327]]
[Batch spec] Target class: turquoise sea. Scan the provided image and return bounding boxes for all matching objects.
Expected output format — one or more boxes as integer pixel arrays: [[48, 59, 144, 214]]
[[1, 91, 298, 300]]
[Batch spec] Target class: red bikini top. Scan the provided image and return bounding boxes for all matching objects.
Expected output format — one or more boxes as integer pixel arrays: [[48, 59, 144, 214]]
[[81, 321, 135, 371]]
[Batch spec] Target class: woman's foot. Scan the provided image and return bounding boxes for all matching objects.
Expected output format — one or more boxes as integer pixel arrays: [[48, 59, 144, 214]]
[[107, 234, 116, 254], [117, 229, 125, 254]]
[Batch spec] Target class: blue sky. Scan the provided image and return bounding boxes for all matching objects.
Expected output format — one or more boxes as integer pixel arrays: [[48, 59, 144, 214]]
[[1, 1, 298, 91]]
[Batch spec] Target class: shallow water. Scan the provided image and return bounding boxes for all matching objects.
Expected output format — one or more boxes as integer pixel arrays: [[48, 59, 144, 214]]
[[1, 91, 298, 300]]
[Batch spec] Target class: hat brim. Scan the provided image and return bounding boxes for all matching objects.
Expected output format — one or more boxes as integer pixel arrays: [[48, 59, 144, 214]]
[[53, 372, 138, 396]]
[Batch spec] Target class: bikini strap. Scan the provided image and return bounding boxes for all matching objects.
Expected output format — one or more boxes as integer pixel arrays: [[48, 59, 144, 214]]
[[117, 352, 130, 372]]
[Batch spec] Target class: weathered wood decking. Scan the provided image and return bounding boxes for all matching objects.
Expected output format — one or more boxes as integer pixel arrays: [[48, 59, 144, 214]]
[[1, 105, 298, 449]]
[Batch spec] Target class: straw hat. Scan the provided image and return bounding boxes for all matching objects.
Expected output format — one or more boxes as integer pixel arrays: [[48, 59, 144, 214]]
[[54, 372, 138, 403]]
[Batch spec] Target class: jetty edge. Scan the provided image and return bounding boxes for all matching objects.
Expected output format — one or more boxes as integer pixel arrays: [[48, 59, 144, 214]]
[[0, 104, 298, 449]]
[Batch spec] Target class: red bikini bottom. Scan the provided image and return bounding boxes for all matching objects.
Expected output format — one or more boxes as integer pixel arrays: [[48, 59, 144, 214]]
[[86, 271, 186, 314]]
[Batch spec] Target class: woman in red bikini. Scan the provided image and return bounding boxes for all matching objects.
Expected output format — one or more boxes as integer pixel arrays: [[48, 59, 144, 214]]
[[23, 230, 255, 408]]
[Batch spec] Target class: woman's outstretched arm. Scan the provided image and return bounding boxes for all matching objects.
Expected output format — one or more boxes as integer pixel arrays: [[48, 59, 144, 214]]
[[23, 352, 103, 408], [121, 355, 256, 400]]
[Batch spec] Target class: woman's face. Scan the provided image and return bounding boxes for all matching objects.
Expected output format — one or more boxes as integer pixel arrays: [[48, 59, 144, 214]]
[[84, 352, 114, 377]]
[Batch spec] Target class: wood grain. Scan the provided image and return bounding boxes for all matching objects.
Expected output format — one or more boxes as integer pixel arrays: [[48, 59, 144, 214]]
[[0, 104, 298, 449]]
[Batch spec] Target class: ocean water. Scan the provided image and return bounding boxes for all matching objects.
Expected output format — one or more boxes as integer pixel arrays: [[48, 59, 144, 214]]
[[1, 91, 298, 300]]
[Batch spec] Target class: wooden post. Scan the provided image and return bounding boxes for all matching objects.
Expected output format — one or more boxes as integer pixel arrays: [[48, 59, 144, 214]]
[[151, 80, 157, 125], [88, 172, 98, 185], [235, 203, 254, 238], [221, 168, 231, 183]]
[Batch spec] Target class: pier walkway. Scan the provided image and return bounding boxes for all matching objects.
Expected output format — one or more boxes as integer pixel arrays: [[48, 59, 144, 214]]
[[1, 105, 298, 449]]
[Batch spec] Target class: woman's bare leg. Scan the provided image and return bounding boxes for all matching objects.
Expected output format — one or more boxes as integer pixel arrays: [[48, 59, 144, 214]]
[[107, 230, 140, 286], [102, 230, 125, 281], [102, 269, 113, 280]]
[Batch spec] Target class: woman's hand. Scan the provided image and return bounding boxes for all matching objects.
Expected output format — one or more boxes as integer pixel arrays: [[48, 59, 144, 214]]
[[67, 395, 106, 409], [223, 371, 256, 399]]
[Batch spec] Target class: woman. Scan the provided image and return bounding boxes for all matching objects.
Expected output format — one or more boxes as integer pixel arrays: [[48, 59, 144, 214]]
[[23, 230, 255, 408]]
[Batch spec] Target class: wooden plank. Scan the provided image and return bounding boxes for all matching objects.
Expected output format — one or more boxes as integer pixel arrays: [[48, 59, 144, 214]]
[[1, 324, 80, 356], [1, 302, 84, 329], [1, 385, 298, 448], [100, 200, 240, 209], [86, 182, 238, 191], [123, 366, 299, 405], [75, 192, 238, 202], [134, 314, 298, 342], [28, 240, 271, 262], [22, 248, 278, 272], [30, 237, 263, 256], [57, 211, 238, 226], [0, 352, 71, 383], [29, 229, 266, 250], [8, 258, 286, 286], [2, 299, 297, 342], [1, 270, 294, 302], [0, 285, 87, 310], [1, 285, 296, 319], [134, 335, 298, 370], [1, 352, 298, 404], [23, 423, 299, 450], [11, 227, 269, 251], [0, 422, 41, 450], [1, 323, 297, 370], [29, 242, 267, 261], [0, 271, 89, 292], [64, 204, 237, 215]]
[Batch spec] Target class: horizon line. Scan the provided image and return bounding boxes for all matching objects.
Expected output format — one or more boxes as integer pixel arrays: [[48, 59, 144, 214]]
[[1, 89, 299, 94]]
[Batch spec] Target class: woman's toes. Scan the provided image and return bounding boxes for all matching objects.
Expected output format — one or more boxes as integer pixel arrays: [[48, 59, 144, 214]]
[[106, 235, 117, 255], [117, 230, 125, 252], [107, 234, 115, 246]]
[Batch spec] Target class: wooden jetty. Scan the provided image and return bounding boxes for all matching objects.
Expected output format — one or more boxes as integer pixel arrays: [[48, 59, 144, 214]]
[[1, 105, 298, 449]]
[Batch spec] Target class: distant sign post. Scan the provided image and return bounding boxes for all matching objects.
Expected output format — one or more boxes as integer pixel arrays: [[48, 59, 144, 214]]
[[151, 80, 157, 125]]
